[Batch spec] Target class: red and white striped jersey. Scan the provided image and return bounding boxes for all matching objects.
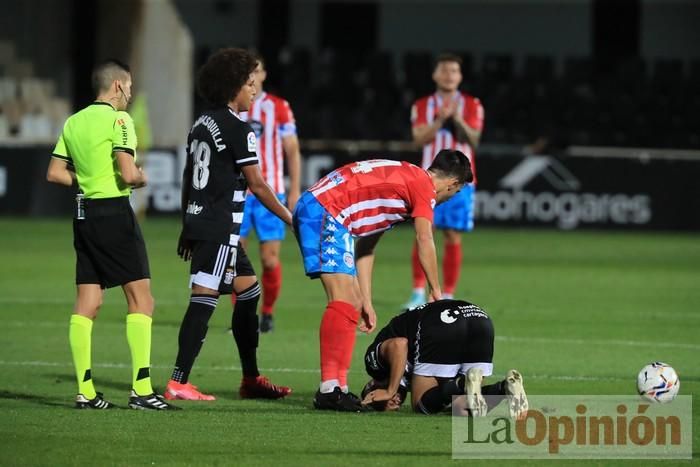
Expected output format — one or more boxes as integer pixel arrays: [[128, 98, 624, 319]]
[[310, 159, 436, 237], [411, 92, 484, 182], [240, 92, 297, 193]]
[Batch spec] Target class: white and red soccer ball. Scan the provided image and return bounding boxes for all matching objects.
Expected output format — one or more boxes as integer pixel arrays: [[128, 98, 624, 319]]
[[637, 362, 680, 403]]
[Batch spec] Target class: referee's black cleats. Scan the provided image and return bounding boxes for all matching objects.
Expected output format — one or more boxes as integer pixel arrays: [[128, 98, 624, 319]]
[[313, 387, 368, 412], [128, 390, 181, 411], [75, 392, 114, 409]]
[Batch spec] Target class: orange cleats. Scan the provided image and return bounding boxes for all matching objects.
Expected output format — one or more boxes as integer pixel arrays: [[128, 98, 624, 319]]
[[164, 380, 216, 401], [239, 375, 292, 399]]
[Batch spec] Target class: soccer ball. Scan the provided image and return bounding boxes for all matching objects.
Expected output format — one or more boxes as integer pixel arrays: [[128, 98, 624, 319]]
[[637, 362, 680, 403]]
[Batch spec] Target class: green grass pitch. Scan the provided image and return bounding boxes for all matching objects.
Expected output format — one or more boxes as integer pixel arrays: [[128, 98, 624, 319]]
[[0, 218, 698, 466]]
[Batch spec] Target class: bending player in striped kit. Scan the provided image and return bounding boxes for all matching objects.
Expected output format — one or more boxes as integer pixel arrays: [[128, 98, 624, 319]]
[[293, 150, 473, 411]]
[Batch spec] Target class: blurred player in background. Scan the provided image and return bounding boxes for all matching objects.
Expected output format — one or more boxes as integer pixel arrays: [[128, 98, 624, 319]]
[[234, 55, 302, 333], [46, 60, 177, 410], [293, 151, 472, 411], [360, 299, 527, 417], [165, 48, 293, 401], [404, 53, 484, 309]]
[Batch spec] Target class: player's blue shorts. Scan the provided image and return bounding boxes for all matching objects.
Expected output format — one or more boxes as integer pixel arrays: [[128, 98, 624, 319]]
[[292, 191, 356, 279], [434, 184, 475, 232], [239, 193, 287, 242]]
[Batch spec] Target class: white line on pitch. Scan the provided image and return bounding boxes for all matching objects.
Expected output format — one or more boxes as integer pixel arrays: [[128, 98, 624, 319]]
[[0, 360, 629, 382], [4, 320, 699, 351]]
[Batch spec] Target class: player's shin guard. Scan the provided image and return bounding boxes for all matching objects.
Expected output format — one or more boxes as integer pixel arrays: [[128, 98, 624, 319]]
[[320, 301, 359, 392], [443, 243, 462, 295], [69, 314, 96, 399], [261, 263, 281, 316], [126, 313, 154, 396], [411, 242, 426, 289], [232, 282, 261, 378], [172, 294, 217, 384]]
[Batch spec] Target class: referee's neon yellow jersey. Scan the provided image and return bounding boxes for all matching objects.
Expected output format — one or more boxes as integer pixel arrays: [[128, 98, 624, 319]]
[[52, 102, 138, 199]]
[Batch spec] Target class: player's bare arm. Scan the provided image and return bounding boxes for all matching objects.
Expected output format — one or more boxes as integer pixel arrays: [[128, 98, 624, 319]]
[[242, 164, 293, 226], [355, 232, 384, 334], [362, 337, 408, 408], [115, 151, 147, 188], [46, 157, 76, 186], [414, 216, 442, 301], [281, 134, 302, 211], [412, 119, 445, 146]]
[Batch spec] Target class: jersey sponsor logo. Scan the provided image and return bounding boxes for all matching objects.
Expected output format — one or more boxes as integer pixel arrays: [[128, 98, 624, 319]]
[[343, 252, 354, 268], [440, 308, 462, 324], [116, 118, 125, 126], [324, 247, 338, 255], [247, 132, 257, 152], [325, 223, 338, 232], [324, 235, 337, 243], [186, 201, 204, 215], [323, 259, 338, 267]]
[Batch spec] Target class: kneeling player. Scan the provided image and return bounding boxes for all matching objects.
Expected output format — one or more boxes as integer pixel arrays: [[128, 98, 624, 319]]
[[361, 299, 528, 417]]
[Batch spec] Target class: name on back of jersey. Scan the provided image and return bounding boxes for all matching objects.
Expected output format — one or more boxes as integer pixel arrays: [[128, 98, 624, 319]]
[[191, 115, 226, 152]]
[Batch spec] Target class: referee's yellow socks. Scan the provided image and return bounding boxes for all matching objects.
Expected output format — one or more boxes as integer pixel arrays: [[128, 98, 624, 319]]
[[69, 314, 96, 399], [126, 313, 154, 396]]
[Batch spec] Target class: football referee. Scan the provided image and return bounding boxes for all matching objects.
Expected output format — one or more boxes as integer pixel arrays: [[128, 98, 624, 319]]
[[46, 60, 177, 410]]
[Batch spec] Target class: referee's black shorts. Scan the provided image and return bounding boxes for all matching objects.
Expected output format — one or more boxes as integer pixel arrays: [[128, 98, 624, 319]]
[[73, 196, 150, 289]]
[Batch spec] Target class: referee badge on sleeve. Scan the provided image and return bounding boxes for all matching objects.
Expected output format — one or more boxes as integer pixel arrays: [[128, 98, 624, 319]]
[[247, 132, 257, 152]]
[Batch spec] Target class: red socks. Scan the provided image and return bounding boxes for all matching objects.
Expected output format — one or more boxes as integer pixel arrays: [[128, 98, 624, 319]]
[[319, 301, 359, 387], [261, 263, 282, 315], [443, 243, 462, 295], [411, 242, 426, 289]]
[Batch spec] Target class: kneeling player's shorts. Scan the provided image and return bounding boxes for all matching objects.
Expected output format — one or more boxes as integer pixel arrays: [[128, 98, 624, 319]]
[[433, 184, 475, 232], [189, 240, 255, 294], [239, 193, 287, 242], [293, 191, 355, 279], [413, 305, 493, 378], [74, 196, 150, 289]]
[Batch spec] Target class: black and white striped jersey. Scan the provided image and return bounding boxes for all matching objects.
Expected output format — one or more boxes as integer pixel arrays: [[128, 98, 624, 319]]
[[181, 107, 259, 246]]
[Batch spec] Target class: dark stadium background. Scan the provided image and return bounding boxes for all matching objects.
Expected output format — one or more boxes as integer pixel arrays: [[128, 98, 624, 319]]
[[1, 0, 699, 230]]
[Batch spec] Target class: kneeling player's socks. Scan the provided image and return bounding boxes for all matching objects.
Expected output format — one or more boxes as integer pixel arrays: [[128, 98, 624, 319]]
[[69, 314, 96, 399], [172, 294, 217, 384], [411, 242, 426, 289], [232, 282, 261, 378], [416, 387, 449, 414], [416, 376, 477, 414], [443, 243, 462, 295], [126, 313, 154, 396], [320, 301, 359, 392], [481, 379, 507, 411], [261, 263, 282, 315]]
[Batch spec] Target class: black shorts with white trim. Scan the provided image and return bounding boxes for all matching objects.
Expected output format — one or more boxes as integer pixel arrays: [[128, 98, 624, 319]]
[[189, 240, 254, 294]]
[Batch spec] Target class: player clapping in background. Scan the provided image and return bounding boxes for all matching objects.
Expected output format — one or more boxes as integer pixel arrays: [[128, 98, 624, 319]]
[[405, 53, 485, 309]]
